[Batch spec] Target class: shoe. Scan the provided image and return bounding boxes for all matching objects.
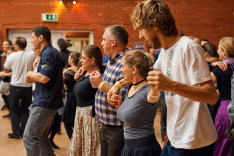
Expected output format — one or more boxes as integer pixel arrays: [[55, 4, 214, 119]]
[[3, 114, 10, 118], [8, 133, 20, 139]]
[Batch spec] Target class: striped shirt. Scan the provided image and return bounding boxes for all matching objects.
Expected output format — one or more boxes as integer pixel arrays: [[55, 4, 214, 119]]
[[95, 49, 126, 125]]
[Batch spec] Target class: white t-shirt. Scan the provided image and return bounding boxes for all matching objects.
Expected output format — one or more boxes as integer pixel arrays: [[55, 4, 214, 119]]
[[153, 36, 217, 149], [4, 50, 36, 87]]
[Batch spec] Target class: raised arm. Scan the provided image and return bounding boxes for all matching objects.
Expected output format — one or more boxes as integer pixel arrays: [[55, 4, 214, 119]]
[[147, 70, 219, 105]]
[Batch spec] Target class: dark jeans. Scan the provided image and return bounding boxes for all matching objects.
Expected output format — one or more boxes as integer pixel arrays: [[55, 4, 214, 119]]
[[2, 94, 10, 111], [100, 124, 124, 156], [161, 141, 215, 156], [10, 86, 32, 136]]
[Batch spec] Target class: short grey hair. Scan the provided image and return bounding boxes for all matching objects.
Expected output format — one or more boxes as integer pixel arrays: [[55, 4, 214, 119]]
[[105, 25, 129, 46]]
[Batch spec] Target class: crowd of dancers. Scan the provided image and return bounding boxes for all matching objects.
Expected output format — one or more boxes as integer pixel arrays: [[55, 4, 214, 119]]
[[0, 0, 233, 156]]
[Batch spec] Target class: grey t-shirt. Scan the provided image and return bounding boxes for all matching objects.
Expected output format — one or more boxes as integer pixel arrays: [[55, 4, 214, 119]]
[[117, 84, 159, 139]]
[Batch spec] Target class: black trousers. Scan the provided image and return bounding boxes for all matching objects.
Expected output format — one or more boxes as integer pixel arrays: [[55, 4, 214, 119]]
[[10, 86, 32, 135]]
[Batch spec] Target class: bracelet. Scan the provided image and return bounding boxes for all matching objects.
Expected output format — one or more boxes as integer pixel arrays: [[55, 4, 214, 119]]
[[115, 81, 122, 88], [98, 81, 105, 90], [149, 91, 160, 99]]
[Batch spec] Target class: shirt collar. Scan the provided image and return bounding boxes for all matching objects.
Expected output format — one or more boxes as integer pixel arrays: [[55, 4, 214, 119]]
[[40, 43, 51, 57], [109, 48, 128, 65]]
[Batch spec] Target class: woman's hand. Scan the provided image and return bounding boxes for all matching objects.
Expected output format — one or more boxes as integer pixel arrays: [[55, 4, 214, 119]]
[[212, 61, 228, 71], [74, 67, 85, 81]]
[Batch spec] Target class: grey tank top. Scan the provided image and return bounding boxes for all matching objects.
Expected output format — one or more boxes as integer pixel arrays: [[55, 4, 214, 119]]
[[117, 84, 159, 139]]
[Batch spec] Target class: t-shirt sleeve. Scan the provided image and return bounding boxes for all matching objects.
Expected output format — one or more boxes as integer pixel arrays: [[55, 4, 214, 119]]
[[39, 53, 55, 79], [184, 45, 211, 85], [4, 55, 12, 70]]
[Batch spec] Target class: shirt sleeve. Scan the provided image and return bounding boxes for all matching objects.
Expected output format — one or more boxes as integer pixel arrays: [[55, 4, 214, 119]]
[[4, 55, 12, 70], [184, 45, 211, 85], [39, 53, 55, 79]]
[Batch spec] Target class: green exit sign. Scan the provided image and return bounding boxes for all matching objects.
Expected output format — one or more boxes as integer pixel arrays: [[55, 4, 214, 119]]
[[41, 13, 58, 22]]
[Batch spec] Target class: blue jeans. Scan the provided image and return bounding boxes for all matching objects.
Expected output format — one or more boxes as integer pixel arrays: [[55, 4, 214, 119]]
[[161, 141, 215, 156]]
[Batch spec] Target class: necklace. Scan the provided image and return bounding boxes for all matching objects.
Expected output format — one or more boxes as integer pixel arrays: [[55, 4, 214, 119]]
[[132, 78, 146, 85]]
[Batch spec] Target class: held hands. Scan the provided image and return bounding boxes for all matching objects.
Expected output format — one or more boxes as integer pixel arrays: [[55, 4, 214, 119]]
[[90, 71, 102, 88], [107, 84, 121, 106], [74, 67, 85, 81], [147, 70, 174, 92], [108, 94, 122, 108]]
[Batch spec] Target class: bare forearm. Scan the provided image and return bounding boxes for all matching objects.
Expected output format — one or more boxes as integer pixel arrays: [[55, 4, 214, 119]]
[[0, 72, 11, 77], [169, 80, 219, 105], [101, 83, 113, 94], [28, 73, 50, 84], [147, 91, 160, 104]]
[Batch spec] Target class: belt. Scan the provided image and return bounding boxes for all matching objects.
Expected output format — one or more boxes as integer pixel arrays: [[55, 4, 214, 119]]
[[102, 123, 123, 128]]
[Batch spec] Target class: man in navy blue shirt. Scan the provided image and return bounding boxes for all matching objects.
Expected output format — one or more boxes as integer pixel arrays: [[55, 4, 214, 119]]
[[23, 26, 64, 156]]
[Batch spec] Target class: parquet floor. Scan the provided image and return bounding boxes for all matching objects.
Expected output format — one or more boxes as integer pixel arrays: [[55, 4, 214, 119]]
[[0, 103, 161, 156]]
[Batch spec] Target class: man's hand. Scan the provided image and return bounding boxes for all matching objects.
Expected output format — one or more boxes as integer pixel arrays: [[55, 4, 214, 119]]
[[107, 85, 120, 105], [26, 71, 34, 83], [109, 94, 122, 108], [90, 71, 102, 88], [74, 67, 85, 81], [147, 70, 174, 92]]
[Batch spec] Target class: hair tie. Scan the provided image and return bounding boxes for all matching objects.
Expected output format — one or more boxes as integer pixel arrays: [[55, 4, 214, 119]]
[[143, 52, 148, 60]]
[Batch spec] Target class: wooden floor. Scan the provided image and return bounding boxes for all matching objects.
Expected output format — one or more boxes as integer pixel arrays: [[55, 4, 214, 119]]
[[0, 105, 162, 156]]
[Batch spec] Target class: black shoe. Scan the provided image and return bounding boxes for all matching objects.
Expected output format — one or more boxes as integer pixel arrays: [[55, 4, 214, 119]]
[[8, 133, 20, 139], [3, 114, 10, 118]]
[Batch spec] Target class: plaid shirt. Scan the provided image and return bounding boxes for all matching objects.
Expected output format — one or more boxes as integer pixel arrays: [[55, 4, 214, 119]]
[[95, 49, 127, 125]]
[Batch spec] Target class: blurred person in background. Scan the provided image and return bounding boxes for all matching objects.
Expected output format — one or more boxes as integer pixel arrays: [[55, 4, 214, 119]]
[[63, 52, 81, 140], [4, 37, 36, 139], [0, 40, 12, 117], [211, 37, 234, 156], [57, 38, 71, 67]]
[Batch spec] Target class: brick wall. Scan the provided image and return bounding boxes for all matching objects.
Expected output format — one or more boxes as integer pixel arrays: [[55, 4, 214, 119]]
[[0, 0, 233, 49]]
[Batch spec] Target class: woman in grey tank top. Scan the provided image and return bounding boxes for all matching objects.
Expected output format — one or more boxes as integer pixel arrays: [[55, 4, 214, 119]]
[[110, 50, 162, 156]]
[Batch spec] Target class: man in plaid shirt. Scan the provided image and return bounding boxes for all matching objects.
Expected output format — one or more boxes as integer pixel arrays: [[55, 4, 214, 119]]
[[90, 25, 128, 156]]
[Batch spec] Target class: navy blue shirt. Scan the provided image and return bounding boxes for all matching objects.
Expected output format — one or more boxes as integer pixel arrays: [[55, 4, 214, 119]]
[[32, 44, 65, 109]]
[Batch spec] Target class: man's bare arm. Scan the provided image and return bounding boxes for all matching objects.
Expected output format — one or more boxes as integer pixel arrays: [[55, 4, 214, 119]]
[[147, 70, 219, 105]]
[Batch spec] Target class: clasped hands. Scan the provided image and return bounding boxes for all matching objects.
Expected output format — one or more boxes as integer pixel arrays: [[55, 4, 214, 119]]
[[107, 70, 173, 108]]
